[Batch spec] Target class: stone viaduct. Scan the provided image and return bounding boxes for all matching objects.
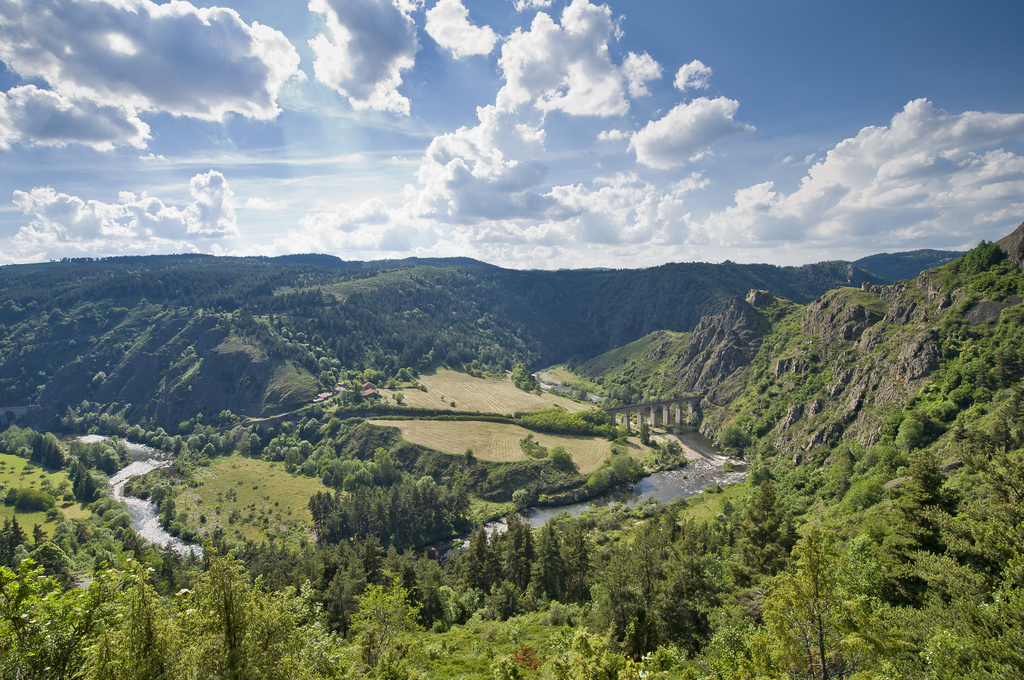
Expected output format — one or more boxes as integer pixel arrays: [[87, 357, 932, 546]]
[[605, 395, 703, 430], [1, 406, 32, 426]]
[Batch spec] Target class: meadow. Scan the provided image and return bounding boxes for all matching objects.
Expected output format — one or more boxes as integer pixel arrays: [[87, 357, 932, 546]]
[[173, 455, 327, 543], [368, 419, 627, 474], [0, 453, 90, 539], [381, 368, 588, 414]]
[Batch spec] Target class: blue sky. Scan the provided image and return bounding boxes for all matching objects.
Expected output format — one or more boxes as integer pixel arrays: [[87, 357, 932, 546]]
[[1, 0, 1023, 268]]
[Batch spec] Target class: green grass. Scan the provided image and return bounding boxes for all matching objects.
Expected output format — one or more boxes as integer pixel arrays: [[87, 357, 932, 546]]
[[265, 362, 318, 411], [173, 455, 327, 543], [0, 453, 90, 540], [676, 481, 751, 524]]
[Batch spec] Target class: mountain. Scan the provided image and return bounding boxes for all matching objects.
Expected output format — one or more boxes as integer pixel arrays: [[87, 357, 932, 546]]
[[853, 249, 963, 282], [0, 253, 893, 429], [574, 236, 1023, 458]]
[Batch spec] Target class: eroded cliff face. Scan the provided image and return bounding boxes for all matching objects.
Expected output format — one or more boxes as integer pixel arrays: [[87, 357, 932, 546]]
[[668, 296, 766, 405], [668, 273, 980, 454]]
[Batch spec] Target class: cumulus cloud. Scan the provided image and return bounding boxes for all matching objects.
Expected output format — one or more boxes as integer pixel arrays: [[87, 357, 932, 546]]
[[394, 0, 734, 261], [0, 0, 302, 126], [183, 171, 239, 237], [623, 52, 662, 98], [513, 0, 551, 10], [630, 97, 755, 169], [691, 99, 1024, 251], [674, 59, 712, 91], [415, 104, 555, 223], [425, 0, 497, 58], [0, 85, 149, 150], [309, 0, 418, 114], [10, 171, 240, 259], [545, 172, 700, 245], [497, 0, 635, 117], [262, 197, 426, 257]]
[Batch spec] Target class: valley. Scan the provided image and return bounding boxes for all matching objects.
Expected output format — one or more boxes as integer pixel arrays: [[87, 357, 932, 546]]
[[0, 232, 1022, 679]]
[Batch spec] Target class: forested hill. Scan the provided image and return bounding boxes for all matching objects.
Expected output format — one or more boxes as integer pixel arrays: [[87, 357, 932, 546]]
[[0, 251, 943, 428]]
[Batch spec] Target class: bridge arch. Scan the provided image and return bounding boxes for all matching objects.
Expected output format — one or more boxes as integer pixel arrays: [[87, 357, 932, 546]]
[[605, 394, 703, 430]]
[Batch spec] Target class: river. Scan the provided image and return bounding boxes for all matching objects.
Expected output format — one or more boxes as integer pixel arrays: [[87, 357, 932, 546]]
[[81, 436, 202, 557], [522, 455, 746, 527]]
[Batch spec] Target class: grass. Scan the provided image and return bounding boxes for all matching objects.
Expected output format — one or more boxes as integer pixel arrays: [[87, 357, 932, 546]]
[[676, 481, 752, 524], [173, 455, 327, 543], [381, 368, 589, 414], [369, 419, 615, 474], [264, 362, 318, 411], [0, 453, 90, 540]]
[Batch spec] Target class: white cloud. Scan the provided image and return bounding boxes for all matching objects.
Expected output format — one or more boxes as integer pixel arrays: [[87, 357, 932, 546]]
[[263, 197, 427, 257], [497, 0, 633, 117], [630, 97, 755, 169], [513, 0, 552, 11], [622, 52, 662, 98], [426, 0, 497, 58], [598, 129, 626, 141], [691, 99, 1024, 252], [414, 104, 554, 223], [10, 171, 240, 259], [183, 171, 239, 237], [0, 0, 302, 124], [0, 85, 149, 151], [674, 59, 712, 91], [309, 0, 418, 114]]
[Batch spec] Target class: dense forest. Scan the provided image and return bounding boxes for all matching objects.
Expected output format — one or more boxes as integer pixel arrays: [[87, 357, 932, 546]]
[[1, 235, 1022, 679]]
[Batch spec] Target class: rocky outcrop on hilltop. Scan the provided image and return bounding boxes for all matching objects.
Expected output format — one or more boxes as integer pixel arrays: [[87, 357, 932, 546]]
[[998, 219, 1024, 266], [669, 296, 766, 404]]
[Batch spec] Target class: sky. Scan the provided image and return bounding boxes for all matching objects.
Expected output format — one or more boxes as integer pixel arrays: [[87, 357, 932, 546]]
[[1, 0, 1023, 269]]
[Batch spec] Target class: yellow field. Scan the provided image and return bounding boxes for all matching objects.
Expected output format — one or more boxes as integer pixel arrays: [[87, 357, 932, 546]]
[[0, 453, 90, 540], [174, 455, 327, 543], [369, 419, 619, 474], [381, 368, 588, 415]]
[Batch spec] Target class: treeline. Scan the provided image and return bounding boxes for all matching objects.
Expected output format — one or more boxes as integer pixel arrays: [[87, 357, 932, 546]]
[[309, 466, 471, 550]]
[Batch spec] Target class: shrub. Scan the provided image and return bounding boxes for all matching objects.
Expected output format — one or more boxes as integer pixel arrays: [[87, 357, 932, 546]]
[[13, 487, 57, 512]]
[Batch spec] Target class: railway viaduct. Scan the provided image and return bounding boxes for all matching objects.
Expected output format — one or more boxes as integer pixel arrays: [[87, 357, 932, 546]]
[[605, 395, 703, 430]]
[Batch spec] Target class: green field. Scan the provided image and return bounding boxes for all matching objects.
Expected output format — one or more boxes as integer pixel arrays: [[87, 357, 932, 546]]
[[0, 453, 90, 540], [369, 419, 650, 474], [380, 368, 588, 414], [173, 455, 327, 543]]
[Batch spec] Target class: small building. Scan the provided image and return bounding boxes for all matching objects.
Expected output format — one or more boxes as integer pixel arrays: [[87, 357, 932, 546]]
[[361, 381, 378, 398]]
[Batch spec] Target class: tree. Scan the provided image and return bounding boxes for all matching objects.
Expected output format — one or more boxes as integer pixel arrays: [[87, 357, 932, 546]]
[[549, 446, 576, 472], [175, 553, 321, 680], [87, 565, 178, 680], [734, 481, 796, 584], [350, 581, 421, 670], [761, 528, 877, 680]]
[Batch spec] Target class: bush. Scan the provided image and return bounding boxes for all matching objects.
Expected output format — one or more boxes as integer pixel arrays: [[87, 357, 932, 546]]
[[13, 487, 57, 512], [549, 446, 576, 472]]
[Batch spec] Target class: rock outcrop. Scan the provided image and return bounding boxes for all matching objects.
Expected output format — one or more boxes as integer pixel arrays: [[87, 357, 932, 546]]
[[997, 219, 1024, 266]]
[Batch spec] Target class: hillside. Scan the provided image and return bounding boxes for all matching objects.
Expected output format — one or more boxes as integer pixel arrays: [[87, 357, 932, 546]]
[[571, 232, 1024, 462], [0, 253, 891, 429]]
